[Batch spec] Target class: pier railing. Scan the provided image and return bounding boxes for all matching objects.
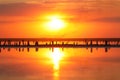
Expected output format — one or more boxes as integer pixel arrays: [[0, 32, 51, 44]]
[[0, 38, 120, 52]]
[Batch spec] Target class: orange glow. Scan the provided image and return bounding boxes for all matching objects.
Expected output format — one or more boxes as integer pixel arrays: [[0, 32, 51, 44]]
[[50, 48, 63, 70], [43, 14, 66, 31], [51, 48, 64, 70], [49, 48, 64, 79]]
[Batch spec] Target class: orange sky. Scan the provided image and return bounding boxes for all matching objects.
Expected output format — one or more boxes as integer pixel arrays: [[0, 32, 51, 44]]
[[0, 0, 120, 38], [0, 1, 120, 80]]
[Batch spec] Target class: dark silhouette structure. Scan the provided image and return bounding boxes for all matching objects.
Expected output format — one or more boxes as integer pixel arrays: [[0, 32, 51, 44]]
[[0, 38, 120, 52]]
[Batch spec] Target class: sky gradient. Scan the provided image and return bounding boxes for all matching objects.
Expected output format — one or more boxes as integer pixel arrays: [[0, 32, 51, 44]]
[[0, 1, 120, 80], [0, 0, 120, 38]]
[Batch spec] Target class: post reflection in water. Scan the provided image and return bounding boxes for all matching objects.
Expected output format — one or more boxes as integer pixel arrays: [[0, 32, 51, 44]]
[[0, 48, 120, 80], [50, 48, 64, 80]]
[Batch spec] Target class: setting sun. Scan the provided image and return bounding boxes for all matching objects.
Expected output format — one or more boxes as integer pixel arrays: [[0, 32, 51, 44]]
[[44, 15, 66, 31]]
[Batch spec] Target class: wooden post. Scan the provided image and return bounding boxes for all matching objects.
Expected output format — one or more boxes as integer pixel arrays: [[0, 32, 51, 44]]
[[35, 48, 39, 52], [27, 48, 30, 52], [90, 40, 92, 46], [105, 41, 108, 46], [0, 41, 1, 45], [27, 41, 30, 46], [0, 48, 1, 53], [105, 48, 108, 52], [35, 41, 38, 46], [90, 48, 93, 53]]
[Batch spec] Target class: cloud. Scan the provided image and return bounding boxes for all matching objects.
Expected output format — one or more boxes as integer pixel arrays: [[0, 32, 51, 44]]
[[0, 1, 112, 17], [93, 57, 120, 63], [0, 1, 120, 24], [0, 19, 42, 23], [91, 17, 120, 22], [0, 3, 53, 16]]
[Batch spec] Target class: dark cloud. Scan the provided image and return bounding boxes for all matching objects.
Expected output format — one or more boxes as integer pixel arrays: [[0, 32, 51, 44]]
[[93, 57, 120, 63], [91, 17, 120, 22], [0, 2, 120, 23], [0, 1, 109, 17], [0, 3, 53, 16], [0, 19, 42, 23]]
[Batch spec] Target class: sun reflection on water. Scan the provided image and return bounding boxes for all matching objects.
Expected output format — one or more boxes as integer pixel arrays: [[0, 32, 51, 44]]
[[50, 48, 64, 80]]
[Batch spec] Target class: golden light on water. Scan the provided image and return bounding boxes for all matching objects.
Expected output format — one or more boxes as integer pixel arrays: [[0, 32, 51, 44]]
[[50, 48, 64, 79], [52, 48, 63, 70]]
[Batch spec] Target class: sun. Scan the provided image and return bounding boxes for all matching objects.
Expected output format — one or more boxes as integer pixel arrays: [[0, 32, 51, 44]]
[[49, 16, 64, 30], [45, 15, 66, 31]]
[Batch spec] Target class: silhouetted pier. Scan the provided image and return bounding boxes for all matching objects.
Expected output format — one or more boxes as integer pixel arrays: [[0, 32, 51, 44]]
[[0, 38, 120, 52]]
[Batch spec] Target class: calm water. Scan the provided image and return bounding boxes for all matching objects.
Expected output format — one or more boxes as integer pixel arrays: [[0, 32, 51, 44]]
[[0, 48, 120, 80]]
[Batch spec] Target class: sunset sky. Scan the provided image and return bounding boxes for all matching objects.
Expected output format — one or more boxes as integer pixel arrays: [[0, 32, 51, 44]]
[[0, 0, 120, 38], [0, 1, 120, 80]]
